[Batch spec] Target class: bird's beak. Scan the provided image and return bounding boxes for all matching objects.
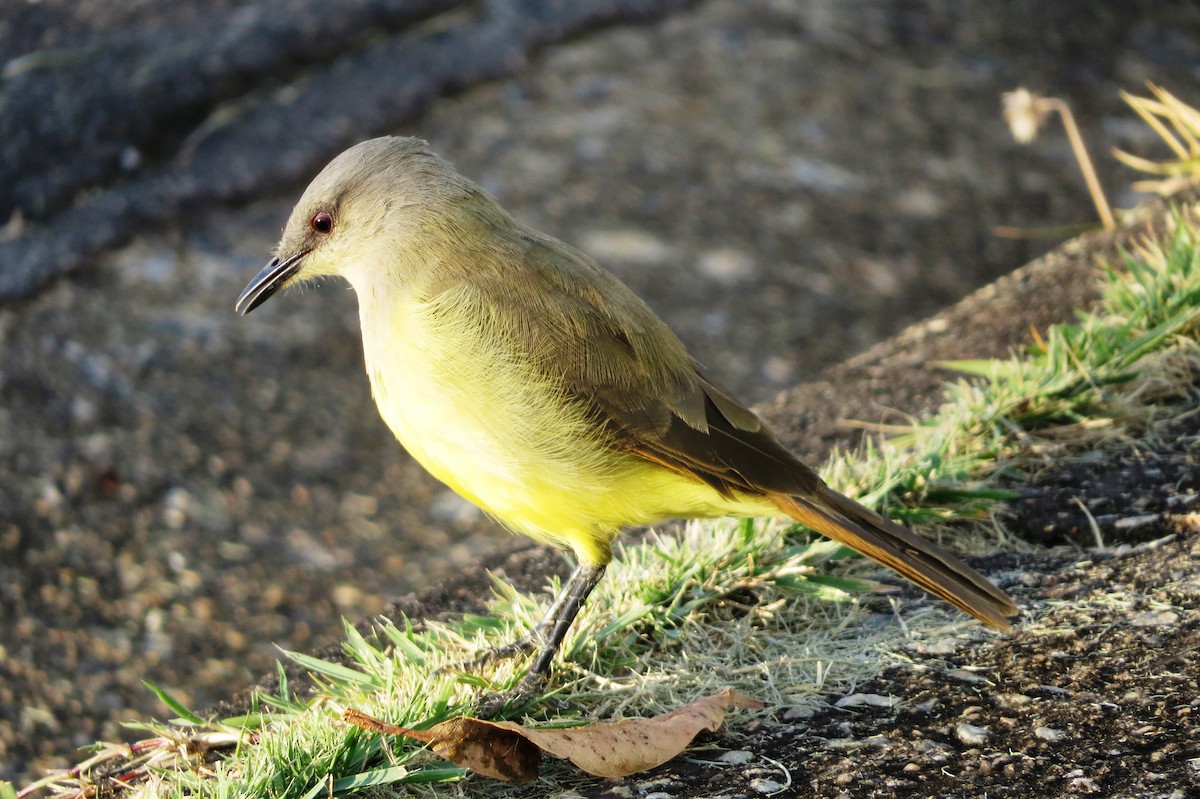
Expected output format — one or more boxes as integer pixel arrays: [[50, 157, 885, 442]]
[[235, 250, 307, 315]]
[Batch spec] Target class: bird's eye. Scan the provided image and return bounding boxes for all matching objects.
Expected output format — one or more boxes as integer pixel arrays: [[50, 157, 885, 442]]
[[311, 212, 334, 234]]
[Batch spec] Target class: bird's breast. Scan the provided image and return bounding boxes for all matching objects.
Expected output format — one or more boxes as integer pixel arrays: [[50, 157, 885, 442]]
[[358, 294, 617, 529]]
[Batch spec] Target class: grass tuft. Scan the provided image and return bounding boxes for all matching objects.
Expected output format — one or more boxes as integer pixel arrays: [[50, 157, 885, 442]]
[[1115, 84, 1200, 195]]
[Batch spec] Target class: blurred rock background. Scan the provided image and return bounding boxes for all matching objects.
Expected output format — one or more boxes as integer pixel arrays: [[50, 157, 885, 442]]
[[1, 0, 1197, 783]]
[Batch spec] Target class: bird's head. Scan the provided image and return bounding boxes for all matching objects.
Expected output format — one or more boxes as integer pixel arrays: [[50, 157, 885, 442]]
[[235, 136, 505, 314]]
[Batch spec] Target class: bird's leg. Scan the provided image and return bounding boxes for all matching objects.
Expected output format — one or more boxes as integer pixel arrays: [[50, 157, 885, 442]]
[[472, 562, 606, 716], [460, 562, 605, 665], [523, 561, 606, 679], [470, 563, 590, 663]]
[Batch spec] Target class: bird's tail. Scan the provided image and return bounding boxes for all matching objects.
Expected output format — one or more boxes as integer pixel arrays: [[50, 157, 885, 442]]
[[771, 487, 1017, 631]]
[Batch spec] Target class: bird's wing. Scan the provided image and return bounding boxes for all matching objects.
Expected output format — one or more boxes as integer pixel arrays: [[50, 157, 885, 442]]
[[464, 228, 824, 499]]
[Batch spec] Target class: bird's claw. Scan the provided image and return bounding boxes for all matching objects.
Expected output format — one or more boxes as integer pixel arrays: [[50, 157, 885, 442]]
[[472, 672, 548, 717], [471, 673, 584, 718], [437, 633, 539, 678]]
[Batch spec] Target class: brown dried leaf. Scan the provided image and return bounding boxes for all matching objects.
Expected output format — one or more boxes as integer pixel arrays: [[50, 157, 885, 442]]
[[345, 688, 765, 781], [501, 688, 765, 777], [343, 709, 540, 781]]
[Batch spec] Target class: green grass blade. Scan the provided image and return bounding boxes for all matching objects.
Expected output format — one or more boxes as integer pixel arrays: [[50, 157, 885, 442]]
[[283, 652, 382, 690], [142, 680, 204, 725]]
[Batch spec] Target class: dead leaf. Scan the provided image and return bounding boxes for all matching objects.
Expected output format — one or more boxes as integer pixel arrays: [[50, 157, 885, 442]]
[[343, 710, 540, 781], [497, 687, 766, 777], [345, 688, 765, 781]]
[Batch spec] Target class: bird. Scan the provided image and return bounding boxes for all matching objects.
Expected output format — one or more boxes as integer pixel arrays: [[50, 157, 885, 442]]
[[236, 136, 1017, 709]]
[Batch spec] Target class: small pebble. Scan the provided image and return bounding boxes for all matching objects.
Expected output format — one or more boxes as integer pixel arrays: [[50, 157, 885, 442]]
[[750, 778, 783, 794], [580, 229, 673, 264], [913, 637, 959, 655], [955, 722, 990, 746], [996, 692, 1032, 709], [1068, 776, 1100, 793], [697, 248, 756, 284], [946, 668, 986, 684], [824, 737, 861, 750], [836, 693, 898, 709], [1130, 610, 1178, 627], [717, 750, 754, 764]]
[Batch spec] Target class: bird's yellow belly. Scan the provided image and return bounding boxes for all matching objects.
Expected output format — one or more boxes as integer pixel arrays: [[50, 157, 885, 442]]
[[360, 301, 757, 564]]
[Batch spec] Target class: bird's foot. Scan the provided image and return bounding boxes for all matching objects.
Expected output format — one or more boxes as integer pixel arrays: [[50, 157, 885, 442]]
[[472, 672, 549, 718], [438, 631, 540, 677]]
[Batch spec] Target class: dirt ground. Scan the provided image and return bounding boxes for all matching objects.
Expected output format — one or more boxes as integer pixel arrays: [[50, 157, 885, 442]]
[[573, 533, 1200, 798], [2, 0, 1200, 793], [705, 417, 1200, 799]]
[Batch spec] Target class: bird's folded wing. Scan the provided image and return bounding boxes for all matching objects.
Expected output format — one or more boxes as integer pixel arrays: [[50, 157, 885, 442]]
[[463, 229, 826, 499]]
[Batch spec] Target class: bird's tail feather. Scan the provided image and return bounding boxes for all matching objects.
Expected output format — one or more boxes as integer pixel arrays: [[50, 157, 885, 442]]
[[771, 488, 1017, 631]]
